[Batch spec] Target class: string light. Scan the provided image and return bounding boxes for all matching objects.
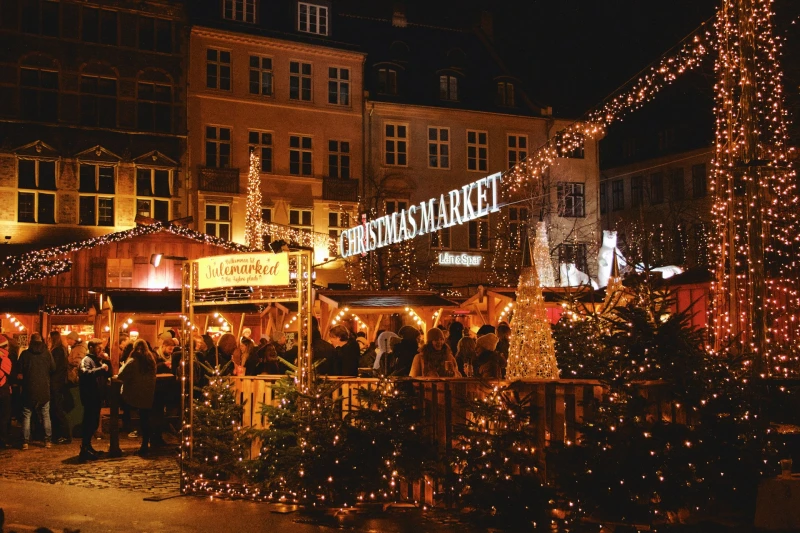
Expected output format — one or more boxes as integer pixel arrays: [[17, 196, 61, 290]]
[[245, 151, 264, 251]]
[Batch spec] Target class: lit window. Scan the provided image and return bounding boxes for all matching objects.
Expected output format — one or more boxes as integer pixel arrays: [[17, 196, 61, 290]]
[[507, 134, 527, 169], [289, 135, 313, 176], [205, 203, 231, 240], [428, 127, 449, 169], [384, 123, 407, 166], [466, 130, 487, 172], [328, 67, 349, 105], [206, 49, 231, 90], [249, 56, 273, 96], [557, 182, 586, 218], [298, 3, 328, 36], [223, 0, 256, 23]]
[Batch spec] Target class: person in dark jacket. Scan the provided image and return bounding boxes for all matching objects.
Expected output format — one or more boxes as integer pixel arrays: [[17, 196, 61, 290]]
[[118, 339, 157, 456], [474, 333, 504, 379], [79, 339, 108, 460], [47, 331, 71, 444], [252, 344, 281, 375], [390, 326, 421, 376], [328, 325, 359, 377], [495, 322, 511, 362], [17, 333, 56, 449], [0, 335, 13, 448], [447, 321, 464, 358]]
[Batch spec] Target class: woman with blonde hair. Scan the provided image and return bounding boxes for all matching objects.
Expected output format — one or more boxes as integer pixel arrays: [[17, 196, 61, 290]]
[[410, 328, 460, 378], [118, 339, 157, 456], [455, 336, 478, 377]]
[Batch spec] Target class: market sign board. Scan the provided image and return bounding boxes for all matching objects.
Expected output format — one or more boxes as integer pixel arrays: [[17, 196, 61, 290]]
[[196, 252, 290, 290], [339, 172, 502, 258], [438, 252, 483, 267]]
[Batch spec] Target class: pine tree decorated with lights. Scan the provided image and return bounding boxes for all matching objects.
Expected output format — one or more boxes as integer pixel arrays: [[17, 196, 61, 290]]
[[449, 384, 552, 529], [245, 150, 264, 250], [506, 238, 559, 380], [186, 363, 251, 488]]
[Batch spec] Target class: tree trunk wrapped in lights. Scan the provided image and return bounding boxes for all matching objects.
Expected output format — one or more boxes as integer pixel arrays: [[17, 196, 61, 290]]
[[533, 221, 555, 288], [245, 151, 264, 250], [506, 235, 559, 380]]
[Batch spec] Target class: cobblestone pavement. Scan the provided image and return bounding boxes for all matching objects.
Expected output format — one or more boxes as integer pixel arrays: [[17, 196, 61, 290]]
[[0, 432, 181, 496]]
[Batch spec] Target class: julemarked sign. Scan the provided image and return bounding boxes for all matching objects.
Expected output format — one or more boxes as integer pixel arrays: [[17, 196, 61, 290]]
[[197, 252, 290, 289]]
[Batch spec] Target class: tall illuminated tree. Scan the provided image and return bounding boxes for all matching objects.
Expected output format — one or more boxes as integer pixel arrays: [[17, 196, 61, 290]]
[[245, 151, 264, 250], [710, 0, 800, 373]]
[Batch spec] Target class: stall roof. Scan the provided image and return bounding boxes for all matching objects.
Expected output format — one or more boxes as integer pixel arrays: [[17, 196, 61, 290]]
[[318, 290, 459, 311]]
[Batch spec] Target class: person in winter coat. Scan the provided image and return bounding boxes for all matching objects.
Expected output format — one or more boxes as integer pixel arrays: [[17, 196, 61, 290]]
[[495, 323, 511, 361], [0, 335, 13, 448], [409, 328, 460, 378], [118, 339, 157, 456], [390, 326, 421, 376], [328, 325, 359, 376], [447, 321, 464, 358], [79, 339, 108, 460], [17, 333, 56, 449], [48, 331, 71, 444], [455, 336, 478, 377], [474, 333, 505, 379], [65, 331, 86, 386], [373, 331, 400, 375]]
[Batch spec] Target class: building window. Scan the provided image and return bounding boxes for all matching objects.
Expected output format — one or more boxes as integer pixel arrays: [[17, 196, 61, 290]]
[[138, 16, 172, 53], [630, 175, 644, 208], [328, 140, 350, 179], [80, 74, 116, 127], [466, 130, 488, 172], [385, 199, 408, 214], [298, 3, 328, 35], [557, 182, 586, 218], [555, 132, 585, 159], [671, 168, 685, 201], [106, 258, 133, 288], [205, 126, 231, 168], [328, 211, 349, 239], [289, 61, 312, 101], [439, 75, 458, 101], [508, 207, 528, 250], [384, 123, 407, 166], [17, 159, 56, 224], [558, 243, 589, 279], [205, 204, 230, 240], [377, 68, 397, 95], [428, 127, 450, 169], [612, 179, 624, 210], [223, 0, 255, 23], [79, 164, 115, 226], [507, 134, 527, 169], [137, 80, 171, 133], [20, 66, 58, 122], [207, 49, 231, 90], [289, 135, 312, 176], [496, 81, 515, 107], [289, 209, 312, 231], [469, 216, 490, 250], [82, 7, 117, 44], [249, 131, 273, 173], [328, 67, 349, 105], [650, 172, 664, 204], [22, 0, 60, 36], [136, 168, 171, 222], [600, 182, 607, 215], [249, 56, 273, 96], [692, 164, 707, 198]]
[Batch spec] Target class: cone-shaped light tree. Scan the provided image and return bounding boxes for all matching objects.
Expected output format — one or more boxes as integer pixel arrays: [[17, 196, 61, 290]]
[[245, 151, 264, 250]]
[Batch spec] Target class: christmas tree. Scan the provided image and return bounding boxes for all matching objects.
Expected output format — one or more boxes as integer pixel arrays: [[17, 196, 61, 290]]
[[245, 150, 263, 250], [448, 383, 552, 529], [185, 362, 252, 491], [533, 221, 555, 288], [506, 258, 559, 380]]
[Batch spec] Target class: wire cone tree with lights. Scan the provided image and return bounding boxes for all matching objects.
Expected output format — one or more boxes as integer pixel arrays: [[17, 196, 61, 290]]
[[245, 150, 264, 250], [506, 230, 560, 380]]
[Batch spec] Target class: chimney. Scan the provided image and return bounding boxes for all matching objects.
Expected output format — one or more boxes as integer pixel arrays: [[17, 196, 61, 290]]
[[392, 2, 407, 28], [479, 11, 493, 41]]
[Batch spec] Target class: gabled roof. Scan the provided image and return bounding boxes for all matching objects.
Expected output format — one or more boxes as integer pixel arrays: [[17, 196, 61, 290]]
[[133, 150, 178, 167], [14, 140, 59, 158], [74, 145, 122, 163]]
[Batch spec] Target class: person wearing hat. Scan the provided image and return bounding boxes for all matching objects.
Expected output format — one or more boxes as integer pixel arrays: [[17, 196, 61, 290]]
[[0, 334, 13, 448], [78, 338, 109, 460], [410, 328, 460, 378], [373, 331, 400, 375], [65, 331, 86, 386], [475, 333, 504, 379], [17, 333, 56, 449]]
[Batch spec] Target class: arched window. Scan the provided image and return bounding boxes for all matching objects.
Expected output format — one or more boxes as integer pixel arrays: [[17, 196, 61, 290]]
[[80, 63, 117, 127], [137, 70, 173, 133], [375, 63, 401, 95], [439, 74, 458, 101], [20, 55, 59, 122]]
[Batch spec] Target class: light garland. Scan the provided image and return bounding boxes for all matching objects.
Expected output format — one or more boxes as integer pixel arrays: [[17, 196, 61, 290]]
[[245, 151, 264, 251]]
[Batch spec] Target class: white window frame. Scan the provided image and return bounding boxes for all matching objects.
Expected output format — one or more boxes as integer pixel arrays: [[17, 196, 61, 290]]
[[106, 258, 133, 288], [205, 203, 231, 240], [328, 210, 349, 238], [249, 130, 273, 173], [557, 182, 586, 218], [17, 158, 57, 224], [289, 208, 313, 231], [298, 2, 328, 36], [249, 55, 273, 96], [507, 134, 528, 169], [289, 61, 312, 101], [384, 122, 408, 167], [384, 199, 408, 214], [78, 163, 116, 227], [223, 0, 256, 23], [327, 140, 350, 179], [289, 134, 313, 176], [206, 48, 231, 91], [135, 167, 172, 222], [466, 129, 488, 172], [327, 67, 350, 106], [427, 127, 450, 169], [205, 125, 232, 168]]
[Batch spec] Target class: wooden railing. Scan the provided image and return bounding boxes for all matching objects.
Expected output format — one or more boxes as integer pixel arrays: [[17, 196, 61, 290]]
[[198, 167, 240, 194]]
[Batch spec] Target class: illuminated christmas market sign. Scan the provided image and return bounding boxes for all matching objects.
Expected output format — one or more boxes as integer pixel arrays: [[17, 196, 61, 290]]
[[339, 172, 502, 258], [438, 252, 483, 267], [196, 252, 289, 289]]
